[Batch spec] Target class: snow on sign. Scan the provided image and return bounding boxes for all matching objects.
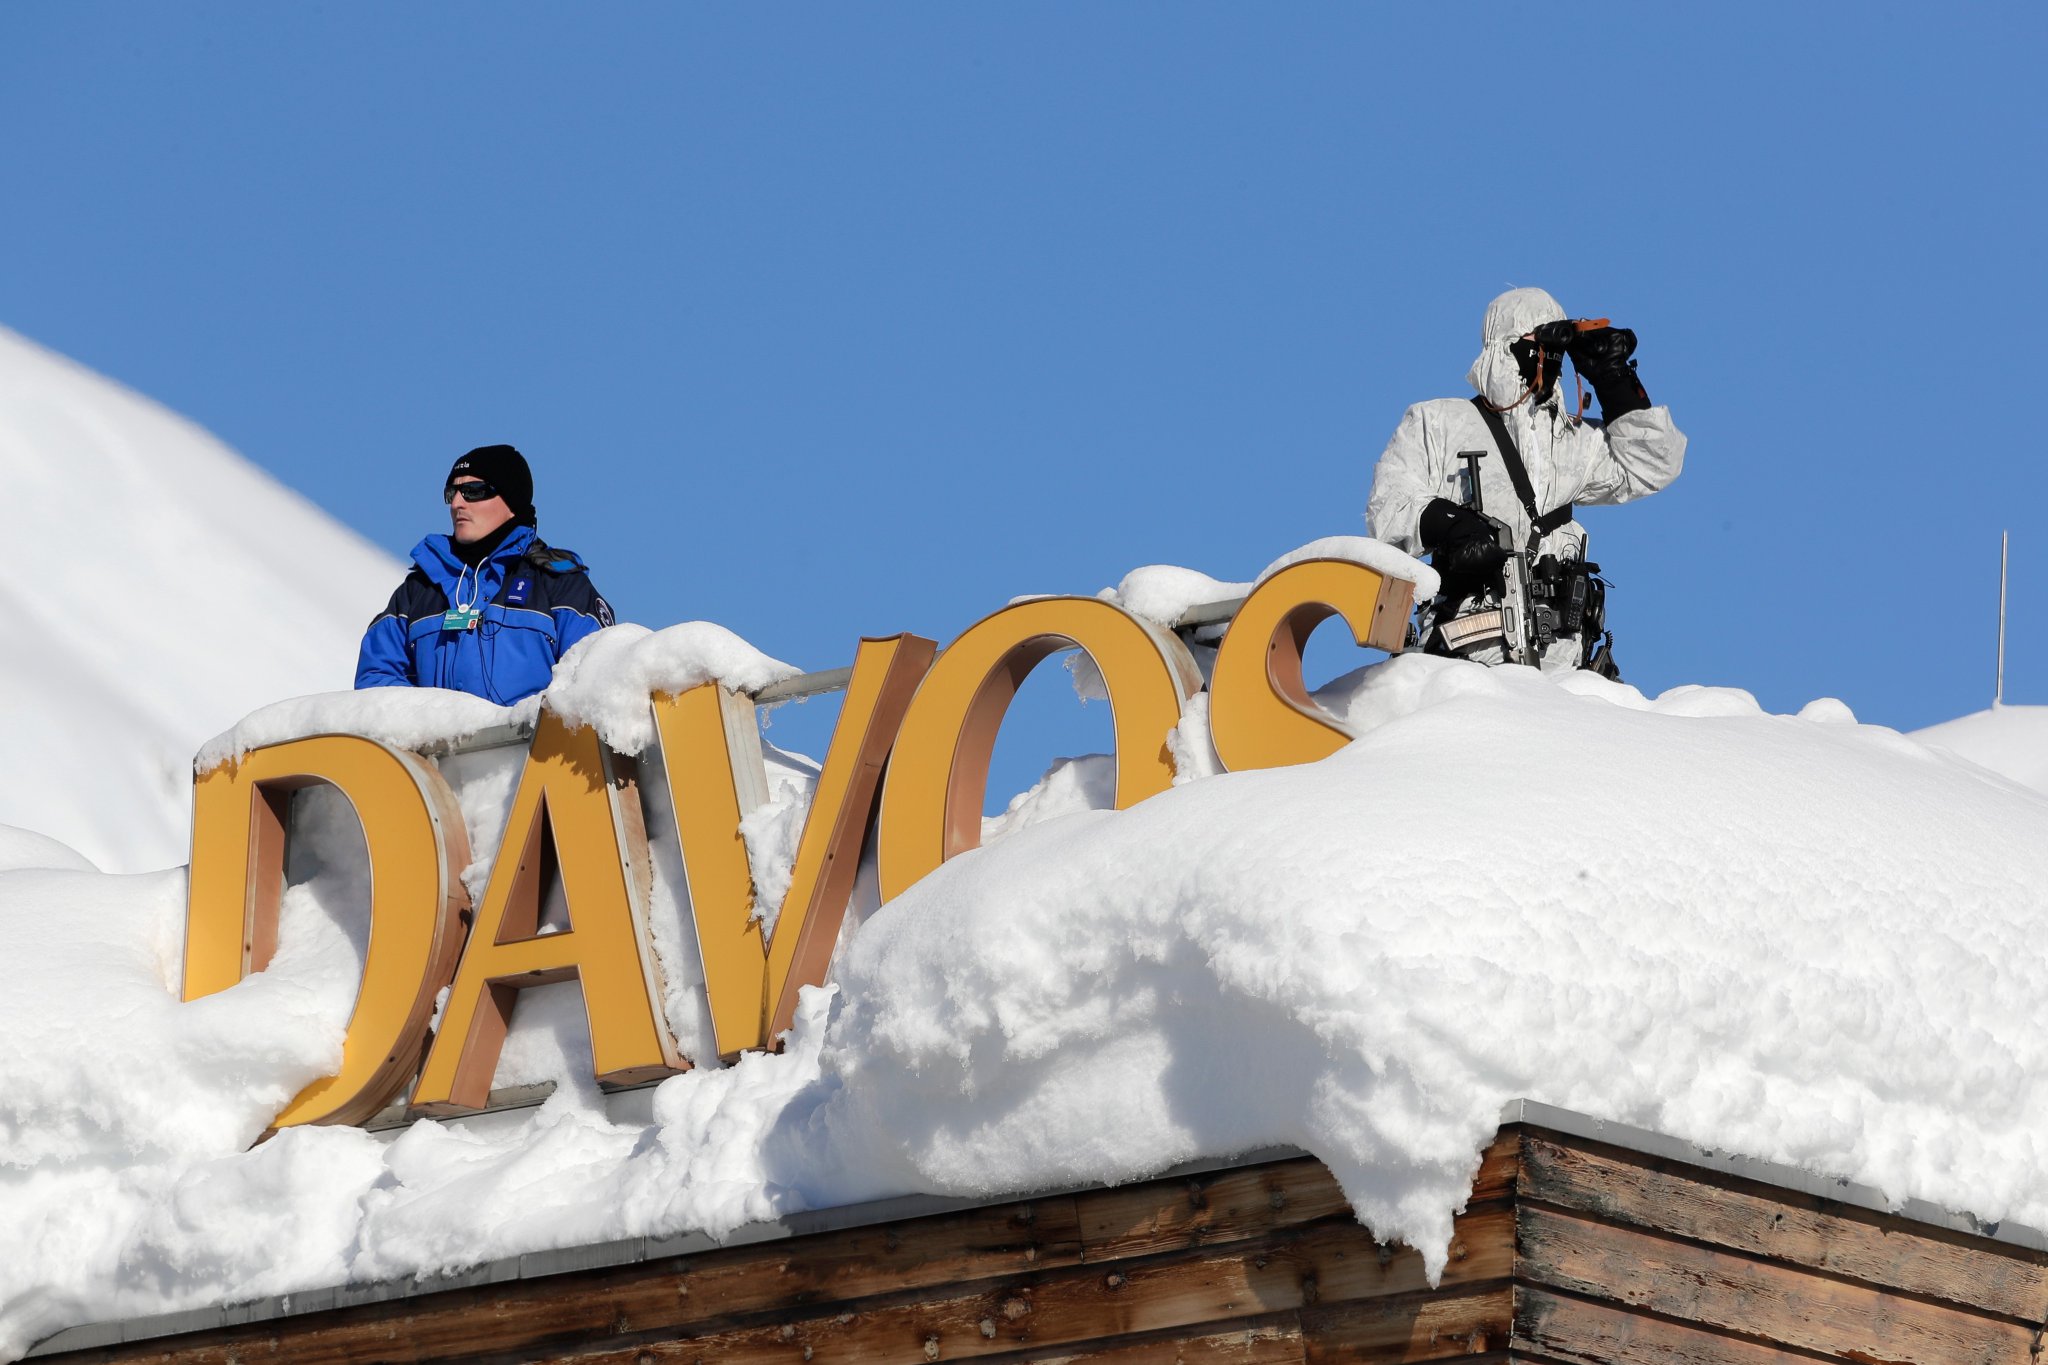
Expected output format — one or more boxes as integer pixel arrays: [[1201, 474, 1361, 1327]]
[[183, 555, 1418, 1129]]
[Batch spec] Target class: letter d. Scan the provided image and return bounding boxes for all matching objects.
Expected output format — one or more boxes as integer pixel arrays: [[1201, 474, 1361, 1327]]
[[185, 735, 471, 1128]]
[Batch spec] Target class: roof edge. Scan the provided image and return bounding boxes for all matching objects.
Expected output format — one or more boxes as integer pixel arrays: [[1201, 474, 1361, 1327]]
[[31, 1100, 2044, 1357]]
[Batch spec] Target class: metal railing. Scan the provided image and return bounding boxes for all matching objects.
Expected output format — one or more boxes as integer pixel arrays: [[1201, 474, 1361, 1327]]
[[424, 596, 1249, 760]]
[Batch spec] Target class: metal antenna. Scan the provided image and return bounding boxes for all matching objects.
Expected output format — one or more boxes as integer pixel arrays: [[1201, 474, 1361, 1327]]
[[1996, 531, 2009, 708]]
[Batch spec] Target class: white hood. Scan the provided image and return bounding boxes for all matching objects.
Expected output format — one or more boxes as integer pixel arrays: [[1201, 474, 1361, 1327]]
[[1466, 286, 1567, 410]]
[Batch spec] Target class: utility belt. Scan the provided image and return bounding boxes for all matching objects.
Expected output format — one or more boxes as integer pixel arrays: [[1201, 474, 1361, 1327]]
[[1428, 555, 1610, 662]]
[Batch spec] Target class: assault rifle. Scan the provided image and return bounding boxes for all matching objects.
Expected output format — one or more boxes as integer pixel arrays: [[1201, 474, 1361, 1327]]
[[1455, 449, 1535, 664], [1447, 449, 1600, 666]]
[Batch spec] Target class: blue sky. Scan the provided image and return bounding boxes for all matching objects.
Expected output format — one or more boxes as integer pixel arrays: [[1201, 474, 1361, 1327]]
[[6, 4, 2044, 802]]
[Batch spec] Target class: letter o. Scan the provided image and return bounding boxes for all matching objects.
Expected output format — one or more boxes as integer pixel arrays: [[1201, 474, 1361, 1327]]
[[876, 598, 1199, 902]]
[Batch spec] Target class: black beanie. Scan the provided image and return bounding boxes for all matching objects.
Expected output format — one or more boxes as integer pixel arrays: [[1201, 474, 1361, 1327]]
[[446, 444, 536, 527]]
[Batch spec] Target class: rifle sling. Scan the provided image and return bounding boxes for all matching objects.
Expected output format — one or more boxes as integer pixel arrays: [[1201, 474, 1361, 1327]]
[[1469, 395, 1574, 550]]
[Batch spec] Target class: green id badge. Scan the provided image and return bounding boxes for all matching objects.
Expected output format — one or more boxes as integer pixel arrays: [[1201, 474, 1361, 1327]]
[[441, 606, 482, 632]]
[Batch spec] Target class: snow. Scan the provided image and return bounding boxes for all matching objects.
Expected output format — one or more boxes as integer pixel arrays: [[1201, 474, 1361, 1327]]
[[0, 327, 400, 871], [1072, 539, 1435, 704], [543, 621, 799, 757], [1090, 537, 1441, 631], [195, 689, 535, 772], [10, 331, 2048, 1359], [0, 826, 95, 874], [1096, 564, 1250, 626], [735, 743, 828, 938], [817, 658, 2048, 1273], [7, 649, 2048, 1360], [1913, 704, 2048, 797], [1257, 533, 1441, 600]]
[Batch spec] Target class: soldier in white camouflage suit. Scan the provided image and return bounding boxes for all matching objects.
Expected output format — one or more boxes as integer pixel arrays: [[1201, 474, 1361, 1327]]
[[1367, 287, 1686, 672]]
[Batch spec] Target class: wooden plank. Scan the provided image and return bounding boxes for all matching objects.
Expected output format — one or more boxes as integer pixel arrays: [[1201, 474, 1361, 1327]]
[[663, 1195, 1086, 1324], [1518, 1130, 2048, 1322], [1469, 1132, 1523, 1203], [46, 1195, 1086, 1365], [550, 1211, 1516, 1365], [1077, 1140, 1515, 1267], [1301, 1284, 1513, 1361], [1067, 1209, 1513, 1336], [975, 1310, 1306, 1364], [1077, 1161, 1351, 1264], [1517, 1204, 2036, 1365], [1514, 1287, 1832, 1364]]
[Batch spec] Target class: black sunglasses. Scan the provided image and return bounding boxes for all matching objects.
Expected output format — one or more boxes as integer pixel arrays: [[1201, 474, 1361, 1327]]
[[443, 479, 499, 504]]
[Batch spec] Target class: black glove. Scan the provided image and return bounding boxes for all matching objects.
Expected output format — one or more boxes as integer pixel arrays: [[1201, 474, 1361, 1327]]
[[1568, 323, 1636, 369], [1511, 320, 1580, 403], [1419, 498, 1507, 596], [1567, 325, 1651, 422]]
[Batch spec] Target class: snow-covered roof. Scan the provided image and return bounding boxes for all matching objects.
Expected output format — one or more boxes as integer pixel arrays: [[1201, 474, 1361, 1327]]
[[28, 1094, 2046, 1359], [7, 647, 2048, 1361]]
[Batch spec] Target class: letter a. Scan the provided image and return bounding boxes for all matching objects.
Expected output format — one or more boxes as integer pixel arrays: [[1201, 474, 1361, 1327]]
[[412, 710, 681, 1114]]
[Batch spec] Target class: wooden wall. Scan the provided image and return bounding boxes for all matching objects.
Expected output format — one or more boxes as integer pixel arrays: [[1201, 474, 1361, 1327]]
[[1507, 1127, 2047, 1364], [36, 1120, 2048, 1363]]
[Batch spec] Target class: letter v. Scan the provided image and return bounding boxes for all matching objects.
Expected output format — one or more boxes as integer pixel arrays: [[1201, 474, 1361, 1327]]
[[652, 634, 935, 1058]]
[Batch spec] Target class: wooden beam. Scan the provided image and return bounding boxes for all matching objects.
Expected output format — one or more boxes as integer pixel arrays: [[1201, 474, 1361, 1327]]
[[1513, 1286, 1830, 1365], [589, 1315, 1318, 1365], [45, 1194, 1083, 1365], [969, 1310, 1308, 1364], [1516, 1202, 2037, 1364], [1300, 1284, 1514, 1361], [542, 1211, 1513, 1365], [1076, 1159, 1355, 1264], [1516, 1130, 2048, 1322], [38, 1161, 1510, 1365]]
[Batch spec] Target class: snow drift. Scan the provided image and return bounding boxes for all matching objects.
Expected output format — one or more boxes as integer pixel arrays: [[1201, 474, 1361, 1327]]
[[0, 326, 398, 872], [1914, 703, 2048, 798], [5, 640, 2048, 1361]]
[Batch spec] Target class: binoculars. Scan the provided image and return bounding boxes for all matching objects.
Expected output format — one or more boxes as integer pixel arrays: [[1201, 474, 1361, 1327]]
[[1526, 318, 1613, 351]]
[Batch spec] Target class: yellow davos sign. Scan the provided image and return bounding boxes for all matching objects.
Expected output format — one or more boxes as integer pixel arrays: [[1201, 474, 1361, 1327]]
[[184, 567, 1412, 1128]]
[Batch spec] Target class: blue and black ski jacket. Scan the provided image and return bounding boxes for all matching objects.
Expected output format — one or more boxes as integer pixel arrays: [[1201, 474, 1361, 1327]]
[[355, 526, 614, 704]]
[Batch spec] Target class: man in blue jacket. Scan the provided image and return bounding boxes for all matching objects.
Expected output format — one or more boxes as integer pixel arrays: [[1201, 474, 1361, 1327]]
[[355, 445, 614, 704]]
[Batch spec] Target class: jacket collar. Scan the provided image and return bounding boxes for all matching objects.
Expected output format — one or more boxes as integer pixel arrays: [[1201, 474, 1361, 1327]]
[[409, 525, 537, 590]]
